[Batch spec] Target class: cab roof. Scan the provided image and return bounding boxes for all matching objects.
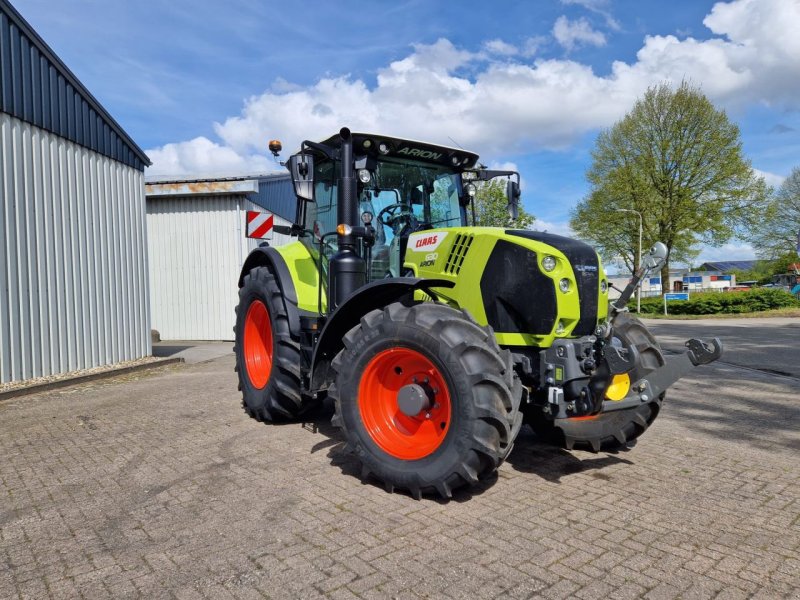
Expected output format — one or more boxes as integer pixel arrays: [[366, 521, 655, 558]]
[[316, 131, 479, 170]]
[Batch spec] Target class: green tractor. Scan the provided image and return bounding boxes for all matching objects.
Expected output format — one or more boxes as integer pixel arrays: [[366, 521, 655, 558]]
[[234, 128, 722, 498]]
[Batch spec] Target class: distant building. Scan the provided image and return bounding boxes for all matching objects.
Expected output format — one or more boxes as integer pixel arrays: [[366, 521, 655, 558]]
[[1, 0, 151, 384], [674, 271, 736, 292], [608, 266, 738, 298], [145, 173, 296, 341]]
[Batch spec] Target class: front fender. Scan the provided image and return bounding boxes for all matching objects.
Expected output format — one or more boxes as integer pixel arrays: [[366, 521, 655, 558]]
[[309, 278, 455, 390]]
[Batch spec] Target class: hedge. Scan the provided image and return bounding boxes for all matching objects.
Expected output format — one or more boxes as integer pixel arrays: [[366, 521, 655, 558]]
[[631, 287, 800, 315]]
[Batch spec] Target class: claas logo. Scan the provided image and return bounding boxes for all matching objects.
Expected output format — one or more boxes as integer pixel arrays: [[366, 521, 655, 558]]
[[414, 235, 438, 249]]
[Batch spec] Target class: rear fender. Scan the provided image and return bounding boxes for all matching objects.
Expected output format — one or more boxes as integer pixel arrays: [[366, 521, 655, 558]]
[[310, 278, 455, 390], [238, 246, 301, 336]]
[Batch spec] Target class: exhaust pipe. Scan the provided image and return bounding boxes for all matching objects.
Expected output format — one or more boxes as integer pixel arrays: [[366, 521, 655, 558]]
[[328, 127, 366, 311]]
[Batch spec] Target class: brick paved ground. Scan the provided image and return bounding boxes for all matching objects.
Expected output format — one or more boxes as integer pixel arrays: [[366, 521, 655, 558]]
[[1, 349, 798, 599]]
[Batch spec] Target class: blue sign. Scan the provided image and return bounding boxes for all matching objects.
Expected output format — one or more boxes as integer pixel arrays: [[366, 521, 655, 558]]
[[665, 292, 689, 301]]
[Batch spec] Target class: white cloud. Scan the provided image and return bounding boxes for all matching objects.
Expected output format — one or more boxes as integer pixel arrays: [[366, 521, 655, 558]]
[[753, 168, 786, 188], [521, 36, 547, 58], [553, 16, 607, 51], [530, 219, 575, 237], [146, 0, 800, 177], [484, 39, 518, 56], [145, 137, 271, 176], [561, 0, 621, 31]]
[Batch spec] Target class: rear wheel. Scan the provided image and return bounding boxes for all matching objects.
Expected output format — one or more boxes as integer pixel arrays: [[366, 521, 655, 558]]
[[529, 313, 665, 451], [329, 303, 522, 499], [234, 267, 303, 421]]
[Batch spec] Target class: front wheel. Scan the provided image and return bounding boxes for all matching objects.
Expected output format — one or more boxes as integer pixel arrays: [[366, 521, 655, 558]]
[[330, 303, 522, 499]]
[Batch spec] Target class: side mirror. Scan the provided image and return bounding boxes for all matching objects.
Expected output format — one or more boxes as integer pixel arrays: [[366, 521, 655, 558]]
[[287, 153, 315, 202], [643, 241, 668, 271], [506, 180, 520, 221]]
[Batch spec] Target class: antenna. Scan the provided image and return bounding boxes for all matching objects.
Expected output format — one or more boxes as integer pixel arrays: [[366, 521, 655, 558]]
[[447, 136, 465, 150]]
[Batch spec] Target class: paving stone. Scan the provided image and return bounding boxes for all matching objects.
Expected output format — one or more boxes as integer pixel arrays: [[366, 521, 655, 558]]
[[0, 351, 797, 599]]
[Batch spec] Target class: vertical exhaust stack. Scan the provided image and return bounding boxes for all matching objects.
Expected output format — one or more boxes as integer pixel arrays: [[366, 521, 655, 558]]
[[338, 128, 358, 230], [328, 127, 366, 311]]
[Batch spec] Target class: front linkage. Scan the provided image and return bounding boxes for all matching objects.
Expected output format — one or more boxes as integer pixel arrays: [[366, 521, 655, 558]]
[[530, 242, 723, 449]]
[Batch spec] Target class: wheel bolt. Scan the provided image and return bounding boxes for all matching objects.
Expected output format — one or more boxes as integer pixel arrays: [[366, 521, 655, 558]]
[[425, 413, 431, 419]]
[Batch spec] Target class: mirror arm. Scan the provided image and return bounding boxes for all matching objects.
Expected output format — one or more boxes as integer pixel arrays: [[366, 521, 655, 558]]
[[301, 140, 337, 160], [474, 169, 520, 185]]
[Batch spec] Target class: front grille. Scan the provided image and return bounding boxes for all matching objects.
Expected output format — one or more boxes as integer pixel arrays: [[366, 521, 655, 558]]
[[444, 233, 473, 275], [506, 230, 600, 336], [480, 240, 557, 335]]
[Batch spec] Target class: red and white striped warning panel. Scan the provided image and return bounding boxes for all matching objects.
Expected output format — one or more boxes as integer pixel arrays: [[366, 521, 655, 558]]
[[246, 211, 274, 239]]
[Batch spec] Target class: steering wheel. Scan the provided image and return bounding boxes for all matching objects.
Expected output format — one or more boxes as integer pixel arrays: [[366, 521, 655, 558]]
[[377, 203, 418, 231]]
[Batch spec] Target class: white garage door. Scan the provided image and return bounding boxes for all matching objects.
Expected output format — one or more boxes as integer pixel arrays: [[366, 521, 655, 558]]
[[146, 195, 291, 340]]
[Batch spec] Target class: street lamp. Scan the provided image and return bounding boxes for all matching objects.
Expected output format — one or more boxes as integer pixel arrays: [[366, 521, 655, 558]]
[[615, 208, 643, 313]]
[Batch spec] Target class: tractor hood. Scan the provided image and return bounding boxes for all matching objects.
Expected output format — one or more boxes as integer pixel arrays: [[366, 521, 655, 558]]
[[405, 227, 609, 347]]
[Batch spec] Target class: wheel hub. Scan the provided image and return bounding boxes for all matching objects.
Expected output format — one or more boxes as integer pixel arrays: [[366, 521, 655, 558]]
[[397, 383, 432, 417], [358, 348, 452, 460]]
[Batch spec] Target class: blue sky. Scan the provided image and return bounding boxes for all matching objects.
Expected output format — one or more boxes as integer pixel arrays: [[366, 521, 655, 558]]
[[13, 0, 800, 265]]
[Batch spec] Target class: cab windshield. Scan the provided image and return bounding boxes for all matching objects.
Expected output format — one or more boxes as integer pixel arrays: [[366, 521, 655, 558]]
[[302, 158, 465, 244]]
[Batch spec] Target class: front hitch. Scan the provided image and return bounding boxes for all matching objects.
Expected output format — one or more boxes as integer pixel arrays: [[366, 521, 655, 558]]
[[601, 337, 723, 413]]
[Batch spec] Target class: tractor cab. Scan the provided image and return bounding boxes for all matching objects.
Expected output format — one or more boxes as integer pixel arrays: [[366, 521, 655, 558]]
[[286, 129, 520, 285]]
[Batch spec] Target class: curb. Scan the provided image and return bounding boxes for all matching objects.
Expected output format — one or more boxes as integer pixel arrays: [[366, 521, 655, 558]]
[[0, 357, 185, 402]]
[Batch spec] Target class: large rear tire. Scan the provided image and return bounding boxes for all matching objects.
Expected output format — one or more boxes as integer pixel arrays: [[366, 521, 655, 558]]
[[529, 313, 665, 451], [234, 267, 303, 422], [329, 303, 522, 499]]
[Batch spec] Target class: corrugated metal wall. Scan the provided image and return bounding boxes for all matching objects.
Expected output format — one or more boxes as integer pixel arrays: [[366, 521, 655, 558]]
[[0, 113, 151, 384], [0, 0, 149, 170], [146, 195, 293, 341]]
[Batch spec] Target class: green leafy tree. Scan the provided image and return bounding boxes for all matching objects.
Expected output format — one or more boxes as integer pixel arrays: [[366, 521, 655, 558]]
[[570, 82, 768, 290], [749, 166, 800, 260], [472, 179, 535, 228]]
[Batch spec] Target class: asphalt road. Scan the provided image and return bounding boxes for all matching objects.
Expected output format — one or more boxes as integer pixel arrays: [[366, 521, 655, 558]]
[[1, 318, 798, 599], [644, 317, 800, 379]]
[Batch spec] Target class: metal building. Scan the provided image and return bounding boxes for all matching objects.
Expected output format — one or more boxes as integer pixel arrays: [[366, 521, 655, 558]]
[[145, 173, 295, 341], [0, 0, 151, 384]]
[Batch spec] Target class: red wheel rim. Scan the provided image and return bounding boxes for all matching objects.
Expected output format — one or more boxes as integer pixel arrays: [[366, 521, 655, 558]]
[[358, 348, 452, 460], [244, 300, 273, 389]]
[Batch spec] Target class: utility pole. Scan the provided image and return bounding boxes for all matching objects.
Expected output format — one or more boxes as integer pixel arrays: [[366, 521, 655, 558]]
[[615, 208, 643, 313]]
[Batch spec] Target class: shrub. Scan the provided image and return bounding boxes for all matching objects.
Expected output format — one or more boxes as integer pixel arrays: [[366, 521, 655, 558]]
[[630, 288, 800, 315]]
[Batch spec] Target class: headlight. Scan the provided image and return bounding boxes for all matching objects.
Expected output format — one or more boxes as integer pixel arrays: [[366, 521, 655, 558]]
[[357, 169, 371, 183], [559, 278, 570, 293], [542, 255, 557, 272]]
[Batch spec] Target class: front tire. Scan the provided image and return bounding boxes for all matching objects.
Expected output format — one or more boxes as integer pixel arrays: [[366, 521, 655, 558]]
[[234, 267, 303, 422], [329, 303, 522, 499]]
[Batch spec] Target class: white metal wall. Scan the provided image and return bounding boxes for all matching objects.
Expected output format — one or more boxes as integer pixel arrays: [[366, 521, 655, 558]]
[[0, 113, 151, 384], [146, 195, 292, 341]]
